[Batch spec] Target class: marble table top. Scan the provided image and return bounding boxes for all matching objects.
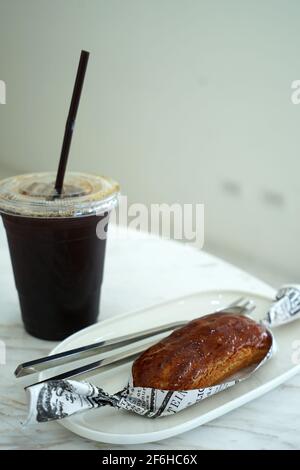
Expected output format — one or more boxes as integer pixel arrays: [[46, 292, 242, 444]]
[[0, 222, 299, 450]]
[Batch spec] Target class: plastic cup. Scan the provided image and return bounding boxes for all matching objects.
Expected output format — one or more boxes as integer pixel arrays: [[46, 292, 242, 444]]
[[0, 172, 119, 340]]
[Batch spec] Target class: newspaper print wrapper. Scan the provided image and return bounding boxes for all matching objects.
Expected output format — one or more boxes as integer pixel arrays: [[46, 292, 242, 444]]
[[25, 285, 300, 425]]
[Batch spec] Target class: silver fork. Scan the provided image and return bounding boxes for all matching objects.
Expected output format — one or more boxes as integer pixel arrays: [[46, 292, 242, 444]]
[[16, 297, 255, 386]]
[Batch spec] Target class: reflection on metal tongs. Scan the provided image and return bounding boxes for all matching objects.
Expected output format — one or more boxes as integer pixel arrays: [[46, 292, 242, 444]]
[[15, 297, 255, 387]]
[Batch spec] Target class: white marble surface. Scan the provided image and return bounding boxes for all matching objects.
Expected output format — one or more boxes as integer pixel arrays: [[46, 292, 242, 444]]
[[0, 222, 299, 450]]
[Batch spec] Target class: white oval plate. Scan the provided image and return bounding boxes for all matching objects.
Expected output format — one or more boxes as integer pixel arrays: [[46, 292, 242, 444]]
[[40, 289, 300, 444]]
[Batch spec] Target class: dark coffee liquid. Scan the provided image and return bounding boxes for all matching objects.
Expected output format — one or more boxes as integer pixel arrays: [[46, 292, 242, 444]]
[[2, 214, 107, 340]]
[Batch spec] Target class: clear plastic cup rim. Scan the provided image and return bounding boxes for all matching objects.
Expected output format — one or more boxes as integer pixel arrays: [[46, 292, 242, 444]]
[[0, 172, 120, 218]]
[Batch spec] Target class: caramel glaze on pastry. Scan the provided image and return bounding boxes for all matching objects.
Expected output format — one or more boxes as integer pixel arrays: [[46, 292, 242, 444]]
[[132, 313, 272, 390]]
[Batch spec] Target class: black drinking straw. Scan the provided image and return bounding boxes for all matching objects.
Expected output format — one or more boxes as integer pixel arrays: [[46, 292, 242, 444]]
[[54, 50, 90, 195]]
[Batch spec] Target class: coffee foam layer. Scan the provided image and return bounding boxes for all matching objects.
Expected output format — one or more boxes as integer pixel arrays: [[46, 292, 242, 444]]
[[0, 172, 120, 218]]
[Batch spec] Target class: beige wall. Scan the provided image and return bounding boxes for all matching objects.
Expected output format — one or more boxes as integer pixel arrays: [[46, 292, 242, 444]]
[[0, 0, 299, 278]]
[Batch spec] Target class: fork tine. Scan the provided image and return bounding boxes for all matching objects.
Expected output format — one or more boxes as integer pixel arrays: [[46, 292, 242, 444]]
[[228, 297, 245, 306], [26, 341, 154, 388]]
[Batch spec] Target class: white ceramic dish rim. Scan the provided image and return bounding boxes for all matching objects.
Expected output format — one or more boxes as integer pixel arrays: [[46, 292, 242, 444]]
[[40, 289, 300, 444]]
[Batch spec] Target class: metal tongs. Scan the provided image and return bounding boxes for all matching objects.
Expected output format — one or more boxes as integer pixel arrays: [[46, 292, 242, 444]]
[[15, 297, 255, 387]]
